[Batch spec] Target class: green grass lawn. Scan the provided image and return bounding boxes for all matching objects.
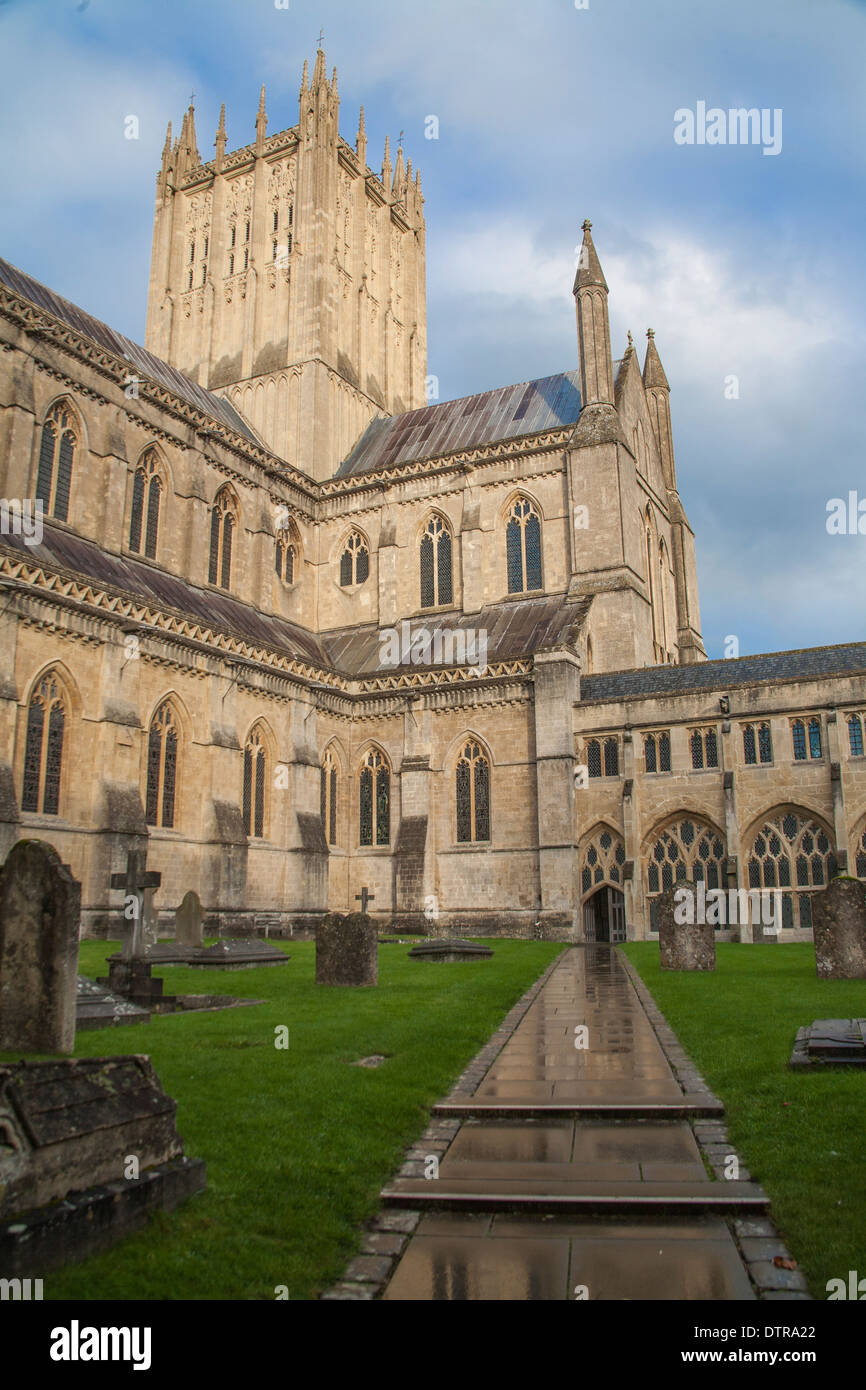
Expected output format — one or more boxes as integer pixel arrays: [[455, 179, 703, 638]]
[[5, 937, 561, 1301], [620, 942, 866, 1299]]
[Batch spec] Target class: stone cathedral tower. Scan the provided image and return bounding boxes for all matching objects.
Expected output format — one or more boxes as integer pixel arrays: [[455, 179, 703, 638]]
[[145, 49, 428, 480]]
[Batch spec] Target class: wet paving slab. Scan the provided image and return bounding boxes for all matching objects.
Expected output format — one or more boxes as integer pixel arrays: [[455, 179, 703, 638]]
[[380, 945, 763, 1300]]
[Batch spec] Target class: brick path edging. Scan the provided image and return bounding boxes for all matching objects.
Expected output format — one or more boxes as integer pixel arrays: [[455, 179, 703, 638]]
[[616, 949, 811, 1300], [319, 948, 568, 1300]]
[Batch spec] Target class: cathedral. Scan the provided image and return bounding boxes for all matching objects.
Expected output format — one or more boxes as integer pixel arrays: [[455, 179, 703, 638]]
[[0, 50, 864, 943]]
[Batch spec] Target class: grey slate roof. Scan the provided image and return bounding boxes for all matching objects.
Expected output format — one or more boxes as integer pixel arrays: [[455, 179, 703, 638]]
[[0, 525, 590, 677], [336, 370, 584, 477], [581, 644, 866, 703], [0, 257, 262, 447]]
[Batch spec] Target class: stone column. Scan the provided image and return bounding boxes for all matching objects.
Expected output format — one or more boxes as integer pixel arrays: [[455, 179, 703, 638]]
[[533, 650, 581, 938]]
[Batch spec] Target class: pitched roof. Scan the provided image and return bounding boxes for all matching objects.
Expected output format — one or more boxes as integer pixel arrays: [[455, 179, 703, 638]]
[[336, 370, 584, 477], [581, 644, 866, 703], [0, 257, 262, 446]]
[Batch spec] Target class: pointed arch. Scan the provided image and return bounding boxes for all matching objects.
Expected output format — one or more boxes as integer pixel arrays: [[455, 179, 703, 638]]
[[358, 743, 390, 847], [337, 528, 370, 588], [579, 822, 627, 899], [503, 492, 543, 594], [418, 511, 454, 609], [643, 813, 727, 930], [243, 719, 275, 839], [20, 664, 78, 816], [454, 734, 492, 844], [275, 512, 301, 587], [320, 739, 344, 848], [742, 804, 837, 931], [143, 695, 188, 829], [208, 485, 239, 589], [129, 447, 167, 560], [35, 397, 83, 523]]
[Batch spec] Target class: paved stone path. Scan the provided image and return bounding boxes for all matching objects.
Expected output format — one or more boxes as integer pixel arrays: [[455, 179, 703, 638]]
[[378, 946, 772, 1300]]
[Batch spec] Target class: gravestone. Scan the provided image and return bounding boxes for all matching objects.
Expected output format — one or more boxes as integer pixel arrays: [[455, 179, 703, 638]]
[[656, 882, 716, 972], [0, 839, 80, 1053], [790, 1018, 866, 1069], [100, 849, 168, 1007], [175, 891, 204, 949], [409, 940, 493, 962], [812, 877, 866, 979], [316, 912, 378, 987]]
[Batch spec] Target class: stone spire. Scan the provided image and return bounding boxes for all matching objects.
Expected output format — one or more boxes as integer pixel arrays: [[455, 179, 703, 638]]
[[300, 58, 309, 98], [393, 141, 406, 200], [256, 85, 267, 151], [312, 46, 327, 91], [356, 105, 367, 164], [176, 101, 200, 176], [382, 135, 392, 193], [214, 104, 226, 169], [642, 327, 671, 392], [573, 220, 614, 408]]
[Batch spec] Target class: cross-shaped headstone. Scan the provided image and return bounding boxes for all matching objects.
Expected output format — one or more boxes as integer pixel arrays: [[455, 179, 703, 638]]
[[111, 850, 161, 961], [355, 887, 374, 914]]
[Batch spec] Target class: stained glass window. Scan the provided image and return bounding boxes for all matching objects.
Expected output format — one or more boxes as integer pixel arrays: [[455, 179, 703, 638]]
[[340, 533, 369, 587], [505, 498, 542, 593], [747, 811, 836, 931], [145, 702, 179, 829], [21, 673, 66, 815], [208, 489, 237, 589], [35, 402, 77, 522], [456, 741, 490, 843], [808, 718, 822, 759], [420, 516, 453, 609], [848, 715, 864, 757], [130, 452, 162, 559], [792, 720, 807, 760], [646, 818, 726, 928], [359, 749, 389, 846]]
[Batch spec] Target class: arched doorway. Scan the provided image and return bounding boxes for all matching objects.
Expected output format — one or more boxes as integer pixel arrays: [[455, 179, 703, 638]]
[[582, 885, 626, 943]]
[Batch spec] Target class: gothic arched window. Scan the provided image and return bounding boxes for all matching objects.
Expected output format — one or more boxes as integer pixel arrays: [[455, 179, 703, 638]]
[[275, 536, 295, 585], [208, 489, 237, 590], [644, 731, 671, 774], [21, 671, 66, 815], [743, 722, 773, 765], [690, 727, 719, 769], [456, 740, 490, 843], [848, 715, 865, 758], [792, 718, 822, 761], [129, 451, 163, 559], [580, 825, 627, 896], [747, 810, 837, 931], [36, 402, 78, 523], [340, 533, 369, 587], [146, 701, 179, 828], [321, 748, 338, 847], [359, 748, 389, 847], [646, 818, 727, 930], [856, 824, 866, 878], [420, 516, 453, 609], [506, 497, 542, 594], [243, 726, 267, 839]]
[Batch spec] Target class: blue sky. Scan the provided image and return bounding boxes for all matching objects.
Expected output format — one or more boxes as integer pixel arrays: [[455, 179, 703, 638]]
[[0, 0, 864, 660]]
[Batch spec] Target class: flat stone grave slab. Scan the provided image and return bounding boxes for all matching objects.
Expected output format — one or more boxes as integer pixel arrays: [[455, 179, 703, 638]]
[[76, 975, 150, 1030], [409, 940, 493, 962], [108, 939, 289, 970], [789, 1018, 866, 1068]]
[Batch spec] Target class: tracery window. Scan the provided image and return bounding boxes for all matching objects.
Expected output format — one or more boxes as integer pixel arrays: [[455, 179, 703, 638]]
[[646, 818, 726, 931], [420, 516, 453, 609], [456, 741, 490, 843], [339, 532, 369, 587], [580, 826, 627, 896], [506, 497, 542, 594], [129, 451, 163, 559], [208, 489, 237, 589], [359, 749, 389, 847], [792, 717, 822, 761], [243, 726, 267, 839], [743, 722, 773, 766], [275, 536, 295, 585], [21, 672, 66, 815], [145, 701, 178, 828], [690, 727, 719, 770], [847, 714, 864, 758], [644, 731, 671, 774], [36, 402, 77, 523], [747, 811, 837, 931], [321, 748, 338, 847], [585, 737, 619, 778]]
